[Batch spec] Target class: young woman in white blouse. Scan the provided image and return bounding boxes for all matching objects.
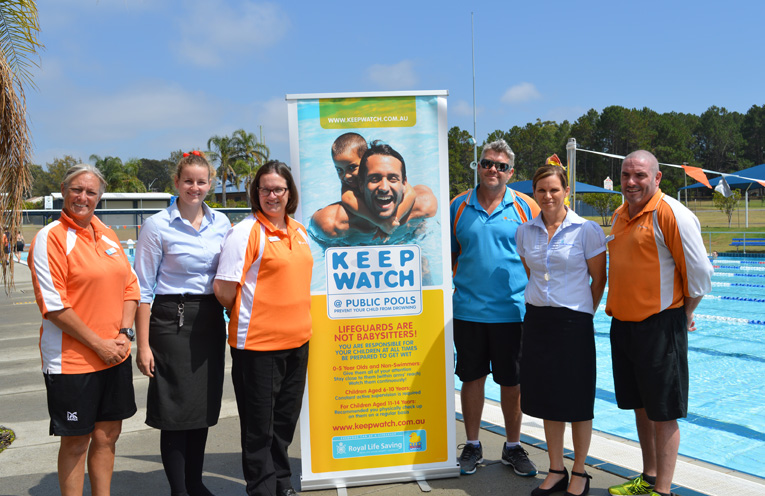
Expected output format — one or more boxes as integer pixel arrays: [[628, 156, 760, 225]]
[[134, 151, 231, 496]]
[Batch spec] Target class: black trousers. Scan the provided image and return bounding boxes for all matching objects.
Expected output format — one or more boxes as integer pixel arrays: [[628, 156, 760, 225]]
[[230, 342, 309, 496]]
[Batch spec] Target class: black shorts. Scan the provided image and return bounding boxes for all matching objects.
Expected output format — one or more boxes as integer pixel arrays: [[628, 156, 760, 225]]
[[44, 355, 137, 436], [610, 308, 689, 421], [453, 319, 522, 386]]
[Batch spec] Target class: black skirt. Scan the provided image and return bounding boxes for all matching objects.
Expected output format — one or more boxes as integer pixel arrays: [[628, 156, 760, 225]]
[[520, 304, 596, 422], [145, 294, 226, 430]]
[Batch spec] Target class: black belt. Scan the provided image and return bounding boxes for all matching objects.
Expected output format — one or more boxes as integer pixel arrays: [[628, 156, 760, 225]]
[[154, 293, 216, 303]]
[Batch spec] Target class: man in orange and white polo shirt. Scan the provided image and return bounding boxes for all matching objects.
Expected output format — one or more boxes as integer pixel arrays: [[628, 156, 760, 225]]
[[605, 150, 713, 496]]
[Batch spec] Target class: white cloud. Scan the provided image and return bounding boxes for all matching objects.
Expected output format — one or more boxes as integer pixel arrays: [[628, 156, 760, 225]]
[[29, 81, 225, 165], [40, 0, 161, 31], [501, 82, 542, 104], [70, 84, 221, 141], [366, 60, 418, 90], [451, 99, 482, 118], [256, 98, 289, 145], [545, 106, 588, 123], [173, 1, 290, 67]]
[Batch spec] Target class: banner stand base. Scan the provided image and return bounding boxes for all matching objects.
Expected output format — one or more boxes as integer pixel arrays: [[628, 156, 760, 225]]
[[300, 465, 460, 491]]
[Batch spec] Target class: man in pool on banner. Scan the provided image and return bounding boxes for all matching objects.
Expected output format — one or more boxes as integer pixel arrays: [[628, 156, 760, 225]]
[[449, 139, 540, 476], [310, 141, 437, 242], [606, 150, 713, 496]]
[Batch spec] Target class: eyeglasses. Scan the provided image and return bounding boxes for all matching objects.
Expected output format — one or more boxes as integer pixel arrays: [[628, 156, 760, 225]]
[[480, 158, 511, 172], [257, 187, 288, 197]]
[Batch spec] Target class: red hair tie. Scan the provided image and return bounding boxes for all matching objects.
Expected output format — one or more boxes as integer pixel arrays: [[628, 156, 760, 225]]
[[182, 150, 202, 157]]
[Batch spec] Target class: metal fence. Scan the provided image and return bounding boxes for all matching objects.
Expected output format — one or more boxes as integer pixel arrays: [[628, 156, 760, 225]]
[[15, 208, 253, 244]]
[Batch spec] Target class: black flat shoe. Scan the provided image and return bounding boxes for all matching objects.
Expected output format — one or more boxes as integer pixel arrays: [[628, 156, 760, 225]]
[[531, 467, 568, 496], [563, 470, 591, 496]]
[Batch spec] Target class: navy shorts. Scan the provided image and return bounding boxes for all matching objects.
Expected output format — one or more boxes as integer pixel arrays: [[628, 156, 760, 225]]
[[610, 308, 689, 421], [44, 355, 137, 436], [453, 319, 522, 386]]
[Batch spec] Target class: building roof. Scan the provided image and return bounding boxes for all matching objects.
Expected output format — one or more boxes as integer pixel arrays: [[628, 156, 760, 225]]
[[51, 192, 173, 200], [213, 177, 249, 194]]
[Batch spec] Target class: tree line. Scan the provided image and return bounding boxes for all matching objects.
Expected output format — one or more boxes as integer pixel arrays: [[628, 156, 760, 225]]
[[27, 128, 269, 208], [24, 104, 765, 208], [448, 104, 765, 199]]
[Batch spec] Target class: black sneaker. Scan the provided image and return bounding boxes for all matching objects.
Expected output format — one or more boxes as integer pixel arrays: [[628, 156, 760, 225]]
[[458, 442, 483, 475], [501, 444, 538, 476]]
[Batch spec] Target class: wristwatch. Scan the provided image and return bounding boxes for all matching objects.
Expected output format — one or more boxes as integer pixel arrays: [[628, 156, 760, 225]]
[[119, 327, 135, 341]]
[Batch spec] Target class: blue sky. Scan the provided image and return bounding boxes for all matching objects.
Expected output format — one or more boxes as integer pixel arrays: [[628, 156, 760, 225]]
[[27, 0, 764, 170]]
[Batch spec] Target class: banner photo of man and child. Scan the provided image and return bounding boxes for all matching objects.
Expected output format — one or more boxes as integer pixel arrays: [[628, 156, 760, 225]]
[[286, 91, 458, 489]]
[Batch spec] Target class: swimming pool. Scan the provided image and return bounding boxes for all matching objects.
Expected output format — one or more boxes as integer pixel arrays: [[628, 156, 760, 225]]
[[463, 256, 765, 479]]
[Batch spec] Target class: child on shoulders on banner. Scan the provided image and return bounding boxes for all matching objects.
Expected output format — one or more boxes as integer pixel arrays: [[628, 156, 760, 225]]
[[331, 132, 416, 235]]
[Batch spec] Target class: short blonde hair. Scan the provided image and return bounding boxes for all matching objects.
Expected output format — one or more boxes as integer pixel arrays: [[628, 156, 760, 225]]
[[61, 164, 107, 197]]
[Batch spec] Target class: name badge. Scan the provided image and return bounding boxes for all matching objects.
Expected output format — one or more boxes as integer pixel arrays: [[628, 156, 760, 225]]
[[105, 248, 117, 255], [268, 236, 280, 242]]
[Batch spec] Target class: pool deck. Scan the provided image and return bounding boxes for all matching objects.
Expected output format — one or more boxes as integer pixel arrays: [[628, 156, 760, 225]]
[[1, 263, 763, 496]]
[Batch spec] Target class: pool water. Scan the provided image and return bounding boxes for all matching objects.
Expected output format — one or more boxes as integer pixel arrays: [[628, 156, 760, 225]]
[[460, 257, 765, 479]]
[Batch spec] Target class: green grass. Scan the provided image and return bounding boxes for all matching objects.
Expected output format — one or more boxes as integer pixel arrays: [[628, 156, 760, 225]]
[[582, 198, 765, 255], [0, 426, 15, 453]]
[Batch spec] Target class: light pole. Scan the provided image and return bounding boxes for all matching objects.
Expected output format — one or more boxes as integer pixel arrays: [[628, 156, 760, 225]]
[[470, 12, 479, 186], [147, 178, 158, 192]]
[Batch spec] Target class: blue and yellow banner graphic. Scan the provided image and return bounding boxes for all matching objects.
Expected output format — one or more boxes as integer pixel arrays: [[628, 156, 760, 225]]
[[287, 90, 457, 490]]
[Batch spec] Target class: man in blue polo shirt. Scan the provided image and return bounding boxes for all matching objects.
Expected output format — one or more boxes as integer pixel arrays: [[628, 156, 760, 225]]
[[450, 139, 540, 476]]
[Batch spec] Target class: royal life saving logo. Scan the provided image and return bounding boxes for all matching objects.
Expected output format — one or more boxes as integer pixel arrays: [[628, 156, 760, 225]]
[[332, 430, 426, 458]]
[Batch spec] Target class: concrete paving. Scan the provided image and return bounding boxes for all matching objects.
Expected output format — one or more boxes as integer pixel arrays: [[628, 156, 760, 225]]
[[0, 264, 723, 495]]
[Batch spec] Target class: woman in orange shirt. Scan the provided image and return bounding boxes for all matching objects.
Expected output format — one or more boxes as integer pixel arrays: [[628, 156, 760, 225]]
[[215, 161, 313, 496], [29, 164, 139, 496]]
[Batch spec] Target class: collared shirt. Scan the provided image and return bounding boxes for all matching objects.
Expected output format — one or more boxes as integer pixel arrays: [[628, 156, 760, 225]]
[[29, 211, 140, 374], [134, 202, 231, 303], [216, 212, 313, 351], [516, 208, 606, 315], [450, 185, 540, 323], [605, 189, 714, 322]]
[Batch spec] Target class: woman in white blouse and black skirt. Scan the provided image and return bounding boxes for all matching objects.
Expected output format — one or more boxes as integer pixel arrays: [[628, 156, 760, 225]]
[[134, 151, 231, 496], [515, 161, 607, 496]]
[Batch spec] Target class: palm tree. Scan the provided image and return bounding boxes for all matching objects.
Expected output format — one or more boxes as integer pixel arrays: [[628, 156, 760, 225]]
[[90, 155, 146, 193], [207, 135, 239, 206], [117, 159, 147, 192], [1, 1, 43, 288], [232, 128, 269, 204]]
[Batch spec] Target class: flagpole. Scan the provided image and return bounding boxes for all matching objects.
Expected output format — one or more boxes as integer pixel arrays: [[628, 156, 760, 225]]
[[471, 12, 478, 187]]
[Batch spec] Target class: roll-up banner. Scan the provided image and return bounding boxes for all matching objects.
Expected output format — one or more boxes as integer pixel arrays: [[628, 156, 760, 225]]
[[286, 91, 458, 490]]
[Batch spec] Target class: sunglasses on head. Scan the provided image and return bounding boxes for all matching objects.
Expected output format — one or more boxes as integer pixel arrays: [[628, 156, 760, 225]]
[[480, 158, 511, 172]]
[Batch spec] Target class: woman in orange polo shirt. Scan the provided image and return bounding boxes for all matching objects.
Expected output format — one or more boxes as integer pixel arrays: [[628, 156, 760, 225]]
[[29, 164, 139, 496], [214, 161, 312, 496]]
